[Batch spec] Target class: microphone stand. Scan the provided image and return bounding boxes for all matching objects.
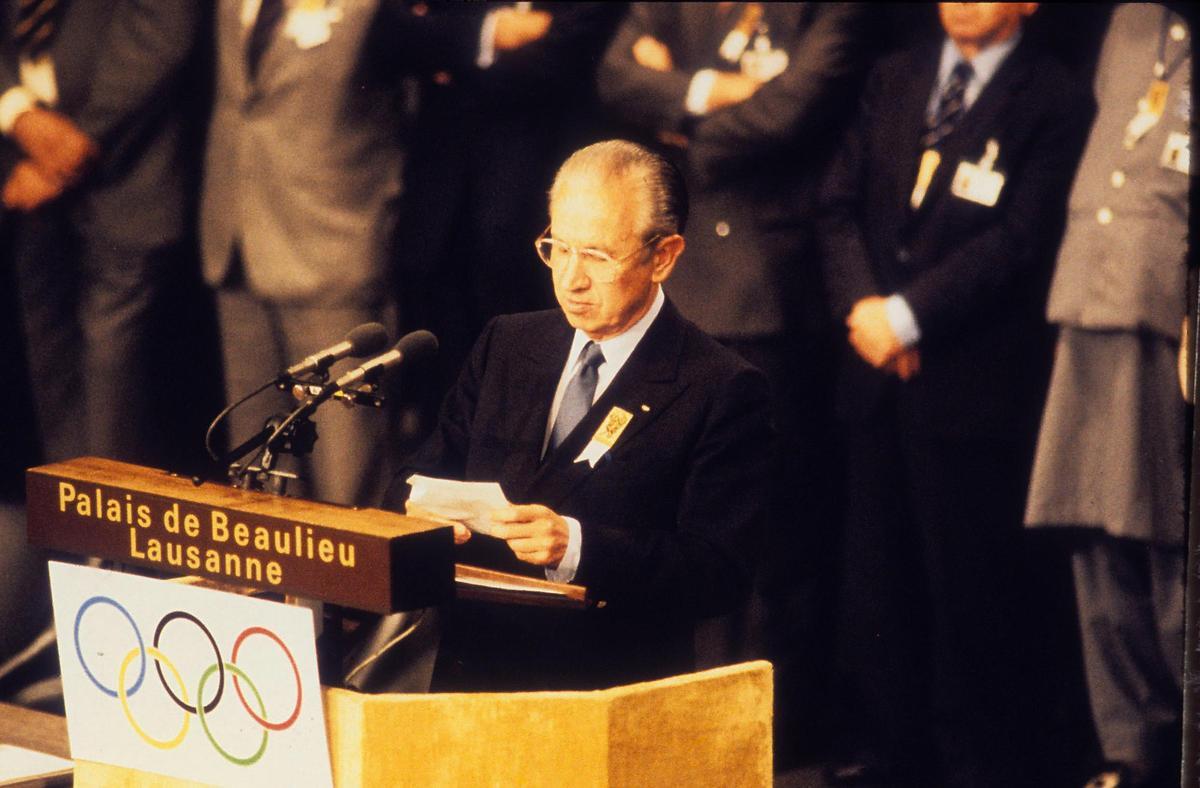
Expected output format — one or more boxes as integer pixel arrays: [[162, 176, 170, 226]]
[[210, 373, 386, 684], [215, 375, 383, 495]]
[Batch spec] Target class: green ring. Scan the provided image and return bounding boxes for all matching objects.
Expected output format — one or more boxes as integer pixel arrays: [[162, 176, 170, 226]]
[[196, 662, 269, 766]]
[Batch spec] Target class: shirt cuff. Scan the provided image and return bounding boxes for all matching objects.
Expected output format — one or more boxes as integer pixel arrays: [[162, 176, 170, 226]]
[[885, 294, 921, 347], [685, 69, 718, 116], [0, 86, 36, 135], [477, 9, 500, 69], [545, 516, 581, 583]]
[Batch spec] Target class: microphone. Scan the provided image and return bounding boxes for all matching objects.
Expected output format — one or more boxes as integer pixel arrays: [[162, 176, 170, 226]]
[[283, 322, 389, 378], [254, 331, 438, 467], [334, 330, 439, 389]]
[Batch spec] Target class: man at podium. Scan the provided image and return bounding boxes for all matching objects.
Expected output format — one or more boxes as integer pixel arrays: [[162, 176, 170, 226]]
[[386, 140, 773, 691]]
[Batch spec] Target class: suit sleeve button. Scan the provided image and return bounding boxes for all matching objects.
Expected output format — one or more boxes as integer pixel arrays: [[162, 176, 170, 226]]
[[715, 221, 730, 237]]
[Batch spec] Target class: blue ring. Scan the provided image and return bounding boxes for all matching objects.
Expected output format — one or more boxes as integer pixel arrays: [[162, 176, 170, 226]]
[[74, 595, 146, 698]]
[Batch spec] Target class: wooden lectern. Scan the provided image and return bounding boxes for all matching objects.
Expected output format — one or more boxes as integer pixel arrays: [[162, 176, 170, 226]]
[[70, 661, 772, 787], [23, 459, 774, 786]]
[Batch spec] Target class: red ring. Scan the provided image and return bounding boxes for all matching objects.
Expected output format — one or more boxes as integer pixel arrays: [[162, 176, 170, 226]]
[[230, 626, 302, 731]]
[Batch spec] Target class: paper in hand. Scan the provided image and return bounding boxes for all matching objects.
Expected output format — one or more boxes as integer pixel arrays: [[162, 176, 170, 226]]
[[406, 475, 510, 537]]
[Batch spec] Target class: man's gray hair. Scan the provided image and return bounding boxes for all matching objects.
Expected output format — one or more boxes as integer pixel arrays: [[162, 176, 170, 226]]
[[550, 140, 688, 239]]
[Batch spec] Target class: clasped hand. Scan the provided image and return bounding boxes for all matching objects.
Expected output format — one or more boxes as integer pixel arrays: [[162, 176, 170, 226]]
[[2, 107, 98, 212], [847, 296, 921, 381], [631, 35, 764, 112], [407, 502, 569, 568]]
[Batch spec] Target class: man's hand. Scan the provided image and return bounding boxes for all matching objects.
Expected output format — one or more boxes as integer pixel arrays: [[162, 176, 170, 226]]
[[847, 295, 905, 369], [12, 108, 98, 186], [632, 35, 673, 72], [488, 504, 569, 568], [2, 159, 65, 212], [405, 502, 472, 545], [707, 71, 762, 111], [493, 8, 552, 52]]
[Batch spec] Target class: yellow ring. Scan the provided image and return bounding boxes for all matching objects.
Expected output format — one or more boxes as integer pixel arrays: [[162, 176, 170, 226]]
[[119, 646, 190, 750]]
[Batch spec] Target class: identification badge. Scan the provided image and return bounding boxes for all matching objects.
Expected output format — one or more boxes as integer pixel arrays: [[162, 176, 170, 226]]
[[951, 139, 1005, 207], [718, 3, 764, 63], [284, 2, 343, 50], [1124, 81, 1170, 149], [1161, 131, 1190, 174], [910, 148, 941, 210], [740, 33, 788, 82], [575, 407, 633, 468]]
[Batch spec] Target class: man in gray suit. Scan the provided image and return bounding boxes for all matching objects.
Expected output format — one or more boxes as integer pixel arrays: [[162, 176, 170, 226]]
[[202, 0, 403, 506], [0, 1, 202, 466], [1024, 6, 1190, 788], [202, 1, 538, 504], [0, 0, 202, 707]]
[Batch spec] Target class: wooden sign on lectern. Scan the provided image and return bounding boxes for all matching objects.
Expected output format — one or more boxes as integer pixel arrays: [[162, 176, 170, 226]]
[[26, 457, 455, 613]]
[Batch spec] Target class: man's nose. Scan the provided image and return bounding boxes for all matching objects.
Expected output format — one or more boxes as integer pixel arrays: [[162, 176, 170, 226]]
[[560, 250, 590, 288]]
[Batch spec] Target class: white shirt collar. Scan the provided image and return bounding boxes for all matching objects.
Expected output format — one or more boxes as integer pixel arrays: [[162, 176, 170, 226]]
[[564, 285, 665, 377], [930, 31, 1022, 117]]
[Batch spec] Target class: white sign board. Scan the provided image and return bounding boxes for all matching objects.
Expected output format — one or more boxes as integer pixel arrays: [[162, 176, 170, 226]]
[[49, 561, 333, 787]]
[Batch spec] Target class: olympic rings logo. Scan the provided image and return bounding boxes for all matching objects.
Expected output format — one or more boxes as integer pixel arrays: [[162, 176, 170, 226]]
[[72, 596, 303, 766]]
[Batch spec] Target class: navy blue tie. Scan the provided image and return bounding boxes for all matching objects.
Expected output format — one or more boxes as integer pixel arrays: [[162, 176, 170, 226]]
[[548, 342, 605, 453], [922, 60, 974, 149], [14, 0, 61, 57]]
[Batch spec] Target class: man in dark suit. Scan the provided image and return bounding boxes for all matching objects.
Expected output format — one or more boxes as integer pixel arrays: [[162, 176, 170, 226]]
[[598, 3, 866, 348], [387, 139, 773, 691], [818, 4, 1093, 785], [0, 1, 202, 466]]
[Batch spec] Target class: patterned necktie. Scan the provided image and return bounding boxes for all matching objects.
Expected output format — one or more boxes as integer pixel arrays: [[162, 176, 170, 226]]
[[548, 342, 605, 453], [14, 0, 61, 58], [246, 0, 285, 80], [922, 60, 974, 149]]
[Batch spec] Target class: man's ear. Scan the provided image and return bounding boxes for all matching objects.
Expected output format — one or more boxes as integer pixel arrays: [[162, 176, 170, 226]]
[[650, 234, 685, 283]]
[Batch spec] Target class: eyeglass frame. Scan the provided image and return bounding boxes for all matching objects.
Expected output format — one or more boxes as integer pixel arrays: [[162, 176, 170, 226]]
[[533, 225, 664, 284]]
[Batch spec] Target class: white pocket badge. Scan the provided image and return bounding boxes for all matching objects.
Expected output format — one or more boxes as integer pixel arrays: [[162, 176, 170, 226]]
[[285, 2, 343, 50], [951, 139, 1005, 207], [1161, 131, 1190, 175]]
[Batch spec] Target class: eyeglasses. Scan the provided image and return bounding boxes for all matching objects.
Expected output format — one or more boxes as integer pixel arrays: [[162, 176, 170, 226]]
[[534, 226, 661, 284]]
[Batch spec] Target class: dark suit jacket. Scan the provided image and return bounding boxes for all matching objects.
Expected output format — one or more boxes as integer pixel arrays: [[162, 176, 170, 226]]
[[0, 1, 203, 247], [598, 3, 869, 338], [818, 37, 1094, 439], [386, 300, 773, 689]]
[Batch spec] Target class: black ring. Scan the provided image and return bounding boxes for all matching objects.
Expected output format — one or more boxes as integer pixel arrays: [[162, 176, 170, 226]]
[[153, 611, 224, 714]]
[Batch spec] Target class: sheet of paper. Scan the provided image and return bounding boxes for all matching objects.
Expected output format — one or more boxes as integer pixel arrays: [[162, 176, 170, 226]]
[[0, 743, 73, 785], [406, 475, 510, 537]]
